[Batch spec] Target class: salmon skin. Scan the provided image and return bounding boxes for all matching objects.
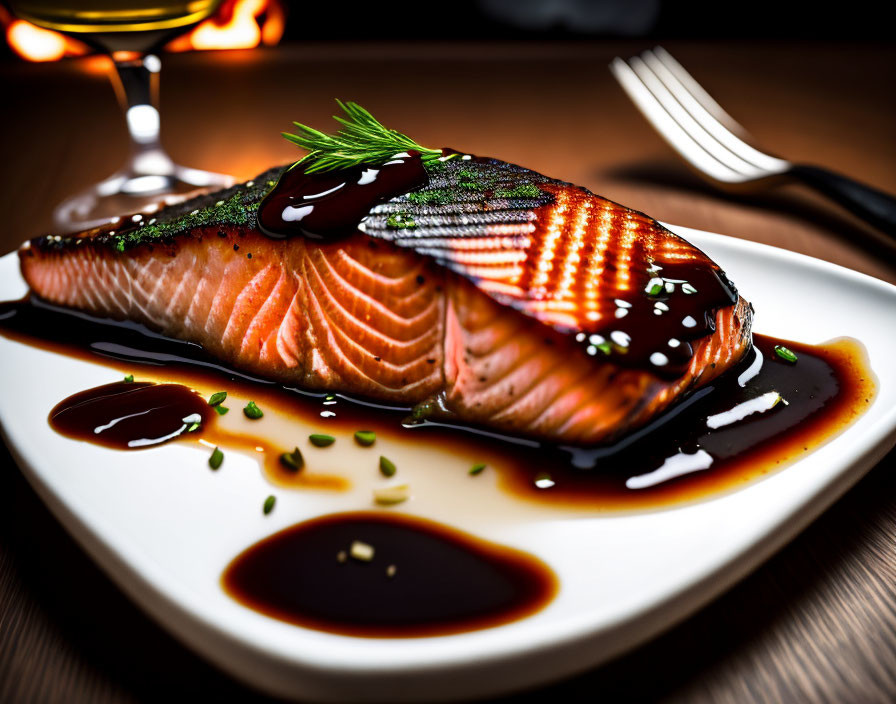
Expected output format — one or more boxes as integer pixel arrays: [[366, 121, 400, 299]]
[[19, 155, 752, 446]]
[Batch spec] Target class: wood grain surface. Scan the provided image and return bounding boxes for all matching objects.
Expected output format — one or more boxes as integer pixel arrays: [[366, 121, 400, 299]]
[[1, 41, 895, 703]]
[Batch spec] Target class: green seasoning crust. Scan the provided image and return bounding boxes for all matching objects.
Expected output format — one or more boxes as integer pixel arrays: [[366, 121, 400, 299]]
[[42, 102, 553, 255], [36, 166, 286, 255]]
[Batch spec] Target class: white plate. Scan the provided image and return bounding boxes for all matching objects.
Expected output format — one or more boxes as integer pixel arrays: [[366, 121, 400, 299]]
[[1, 225, 895, 702]]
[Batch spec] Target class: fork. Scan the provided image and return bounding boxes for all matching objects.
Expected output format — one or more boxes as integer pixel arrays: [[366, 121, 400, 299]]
[[610, 47, 896, 236]]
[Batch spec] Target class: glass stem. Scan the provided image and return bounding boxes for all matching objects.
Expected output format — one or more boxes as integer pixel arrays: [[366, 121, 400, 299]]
[[111, 53, 175, 192]]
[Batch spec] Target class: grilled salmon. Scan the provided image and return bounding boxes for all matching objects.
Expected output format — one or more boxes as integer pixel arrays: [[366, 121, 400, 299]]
[[19, 153, 751, 446]]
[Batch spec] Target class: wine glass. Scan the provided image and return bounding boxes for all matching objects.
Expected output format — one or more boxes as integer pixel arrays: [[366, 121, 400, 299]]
[[7, 1, 234, 232]]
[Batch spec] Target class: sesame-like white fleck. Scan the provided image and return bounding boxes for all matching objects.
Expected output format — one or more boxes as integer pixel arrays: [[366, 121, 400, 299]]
[[589, 334, 605, 345], [131, 214, 143, 222], [654, 301, 669, 311], [682, 316, 697, 328], [373, 483, 410, 506], [653, 309, 662, 316], [614, 299, 632, 308], [246, 180, 254, 187], [682, 283, 698, 294], [320, 410, 336, 418], [534, 474, 555, 489], [190, 209, 199, 216], [665, 282, 675, 293], [586, 345, 597, 356], [615, 308, 629, 319], [610, 330, 631, 347], [668, 338, 681, 348], [575, 332, 586, 342], [461, 155, 472, 160], [650, 352, 669, 366], [350, 541, 375, 562]]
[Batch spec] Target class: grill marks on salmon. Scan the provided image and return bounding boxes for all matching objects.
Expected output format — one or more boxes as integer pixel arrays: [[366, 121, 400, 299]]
[[19, 157, 752, 445]]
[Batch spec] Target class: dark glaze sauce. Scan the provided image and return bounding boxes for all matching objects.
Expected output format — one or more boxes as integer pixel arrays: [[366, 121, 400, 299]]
[[257, 151, 428, 240], [49, 381, 211, 450], [0, 296, 876, 510], [222, 511, 556, 637]]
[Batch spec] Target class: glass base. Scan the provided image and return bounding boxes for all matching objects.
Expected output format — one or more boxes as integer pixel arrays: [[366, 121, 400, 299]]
[[53, 162, 234, 233]]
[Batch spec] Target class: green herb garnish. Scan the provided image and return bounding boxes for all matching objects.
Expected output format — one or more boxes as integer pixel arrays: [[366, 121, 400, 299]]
[[123, 374, 134, 383], [379, 455, 397, 477], [493, 183, 542, 199], [243, 401, 263, 419], [309, 433, 335, 447], [279, 447, 304, 472], [646, 282, 663, 296], [469, 463, 486, 476], [214, 405, 229, 416], [354, 430, 376, 447], [263, 495, 276, 515], [284, 100, 447, 174], [208, 391, 227, 406], [186, 422, 201, 433], [774, 345, 798, 364], [208, 447, 224, 470], [386, 211, 417, 229]]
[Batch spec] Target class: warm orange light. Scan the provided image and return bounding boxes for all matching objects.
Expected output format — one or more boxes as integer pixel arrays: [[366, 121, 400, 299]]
[[5, 18, 88, 62], [3, 0, 285, 62], [166, 0, 285, 52]]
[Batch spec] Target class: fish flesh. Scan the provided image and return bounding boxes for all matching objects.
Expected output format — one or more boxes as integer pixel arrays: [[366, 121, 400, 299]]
[[19, 155, 752, 445]]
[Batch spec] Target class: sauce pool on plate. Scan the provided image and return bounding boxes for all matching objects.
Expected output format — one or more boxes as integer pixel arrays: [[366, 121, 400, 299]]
[[222, 511, 557, 638], [0, 295, 877, 510]]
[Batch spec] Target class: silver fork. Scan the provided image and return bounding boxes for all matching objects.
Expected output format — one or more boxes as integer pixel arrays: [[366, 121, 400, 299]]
[[610, 47, 896, 236]]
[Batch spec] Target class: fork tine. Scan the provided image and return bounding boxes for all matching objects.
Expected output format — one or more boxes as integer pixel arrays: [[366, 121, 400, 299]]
[[627, 55, 770, 179], [650, 47, 748, 137], [610, 57, 758, 184], [645, 48, 790, 174]]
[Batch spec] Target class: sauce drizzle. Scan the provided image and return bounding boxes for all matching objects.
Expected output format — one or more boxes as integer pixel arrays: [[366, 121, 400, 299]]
[[257, 151, 428, 241]]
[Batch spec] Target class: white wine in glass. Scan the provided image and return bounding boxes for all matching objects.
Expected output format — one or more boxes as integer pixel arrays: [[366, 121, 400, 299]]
[[8, 0, 234, 231]]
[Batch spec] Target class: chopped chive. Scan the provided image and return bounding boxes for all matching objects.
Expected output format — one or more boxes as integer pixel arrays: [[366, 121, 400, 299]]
[[309, 433, 335, 447], [243, 401, 263, 419], [279, 447, 304, 472], [123, 374, 134, 383], [596, 341, 612, 355], [774, 345, 798, 364], [214, 405, 229, 416], [186, 422, 201, 433], [263, 495, 276, 514], [208, 447, 224, 470], [379, 455, 396, 477], [646, 282, 663, 296], [354, 430, 376, 447], [208, 391, 227, 406], [469, 463, 487, 476]]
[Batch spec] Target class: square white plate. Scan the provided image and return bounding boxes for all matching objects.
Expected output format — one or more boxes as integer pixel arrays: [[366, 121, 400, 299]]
[[1, 225, 895, 702]]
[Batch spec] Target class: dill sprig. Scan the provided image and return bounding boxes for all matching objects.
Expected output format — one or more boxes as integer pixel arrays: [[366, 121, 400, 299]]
[[283, 100, 446, 173]]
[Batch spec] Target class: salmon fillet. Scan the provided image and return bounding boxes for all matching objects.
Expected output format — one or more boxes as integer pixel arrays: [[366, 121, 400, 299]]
[[19, 157, 752, 445]]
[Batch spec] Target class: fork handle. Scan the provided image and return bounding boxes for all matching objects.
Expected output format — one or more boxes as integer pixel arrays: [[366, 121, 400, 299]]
[[791, 164, 896, 236]]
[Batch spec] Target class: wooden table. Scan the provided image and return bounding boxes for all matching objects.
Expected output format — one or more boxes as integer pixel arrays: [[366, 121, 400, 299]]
[[1, 41, 895, 703]]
